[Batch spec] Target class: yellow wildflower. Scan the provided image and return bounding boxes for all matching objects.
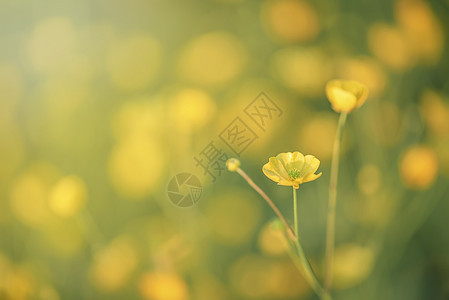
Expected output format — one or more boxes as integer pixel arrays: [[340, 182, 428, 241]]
[[325, 79, 369, 113], [262, 152, 322, 189]]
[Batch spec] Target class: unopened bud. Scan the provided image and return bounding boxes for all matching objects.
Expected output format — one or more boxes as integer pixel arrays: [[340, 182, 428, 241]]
[[226, 158, 240, 172]]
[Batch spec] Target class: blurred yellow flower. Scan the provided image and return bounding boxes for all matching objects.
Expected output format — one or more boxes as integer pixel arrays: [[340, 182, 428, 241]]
[[368, 23, 415, 71], [90, 236, 138, 292], [262, 152, 322, 189], [272, 47, 331, 97], [261, 0, 320, 44], [108, 138, 165, 199], [399, 145, 438, 189], [169, 88, 216, 131], [395, 0, 444, 65], [48, 175, 87, 218], [325, 79, 369, 113], [332, 243, 374, 289], [420, 90, 449, 138], [139, 271, 188, 300], [177, 31, 246, 87], [258, 221, 289, 256]]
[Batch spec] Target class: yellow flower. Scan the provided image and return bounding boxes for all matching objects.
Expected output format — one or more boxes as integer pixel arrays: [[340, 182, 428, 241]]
[[262, 152, 322, 189], [325, 79, 369, 113]]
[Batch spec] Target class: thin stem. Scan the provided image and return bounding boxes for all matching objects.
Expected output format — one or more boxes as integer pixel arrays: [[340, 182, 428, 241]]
[[293, 187, 299, 236], [292, 187, 331, 300], [324, 111, 347, 292], [235, 168, 296, 241]]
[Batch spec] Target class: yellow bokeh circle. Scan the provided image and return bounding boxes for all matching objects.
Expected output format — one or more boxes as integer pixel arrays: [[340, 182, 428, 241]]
[[399, 145, 438, 190], [90, 236, 138, 292], [48, 175, 87, 217], [261, 0, 320, 43], [271, 47, 331, 96], [109, 138, 166, 199], [332, 244, 374, 289], [139, 271, 189, 300], [169, 88, 216, 131], [257, 222, 289, 256], [368, 23, 415, 71], [178, 31, 246, 87]]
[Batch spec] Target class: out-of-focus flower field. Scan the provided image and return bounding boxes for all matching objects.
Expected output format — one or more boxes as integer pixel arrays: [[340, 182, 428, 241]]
[[0, 0, 448, 299]]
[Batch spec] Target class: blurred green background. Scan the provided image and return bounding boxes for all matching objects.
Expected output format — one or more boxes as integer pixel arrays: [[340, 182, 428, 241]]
[[1, 0, 449, 299]]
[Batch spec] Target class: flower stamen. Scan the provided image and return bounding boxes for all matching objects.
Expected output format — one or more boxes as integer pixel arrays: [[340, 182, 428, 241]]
[[288, 168, 301, 180]]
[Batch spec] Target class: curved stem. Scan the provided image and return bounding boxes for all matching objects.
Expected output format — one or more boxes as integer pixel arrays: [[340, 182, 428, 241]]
[[324, 112, 347, 292], [235, 168, 296, 241]]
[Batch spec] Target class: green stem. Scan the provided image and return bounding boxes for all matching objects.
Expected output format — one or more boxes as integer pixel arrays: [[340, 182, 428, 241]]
[[325, 111, 347, 292], [292, 187, 330, 300], [293, 187, 299, 237]]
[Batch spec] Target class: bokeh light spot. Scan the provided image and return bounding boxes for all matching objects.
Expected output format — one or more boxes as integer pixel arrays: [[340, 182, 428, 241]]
[[271, 47, 331, 96], [48, 175, 87, 218], [395, 0, 444, 64], [261, 0, 320, 43], [258, 222, 289, 256], [178, 31, 246, 87], [169, 88, 216, 132], [10, 173, 50, 226], [332, 244, 374, 289], [368, 23, 415, 71], [109, 138, 166, 199], [90, 236, 138, 292], [106, 35, 162, 91], [139, 271, 189, 300], [400, 145, 438, 190], [26, 17, 77, 74]]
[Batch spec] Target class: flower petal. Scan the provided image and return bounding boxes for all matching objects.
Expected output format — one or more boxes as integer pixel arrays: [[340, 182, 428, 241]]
[[262, 162, 282, 184], [269, 156, 289, 180], [328, 87, 357, 113], [275, 152, 292, 171], [278, 178, 295, 187], [303, 172, 322, 183], [300, 155, 321, 176], [288, 151, 305, 171]]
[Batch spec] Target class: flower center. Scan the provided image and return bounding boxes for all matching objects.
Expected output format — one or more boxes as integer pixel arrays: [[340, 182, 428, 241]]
[[288, 168, 301, 180]]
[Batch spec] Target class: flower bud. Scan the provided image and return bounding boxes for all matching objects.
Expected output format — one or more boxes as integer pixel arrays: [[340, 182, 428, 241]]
[[226, 158, 240, 172], [325, 79, 369, 113]]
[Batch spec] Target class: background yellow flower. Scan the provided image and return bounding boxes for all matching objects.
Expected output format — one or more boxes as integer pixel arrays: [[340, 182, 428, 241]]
[[325, 79, 369, 113]]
